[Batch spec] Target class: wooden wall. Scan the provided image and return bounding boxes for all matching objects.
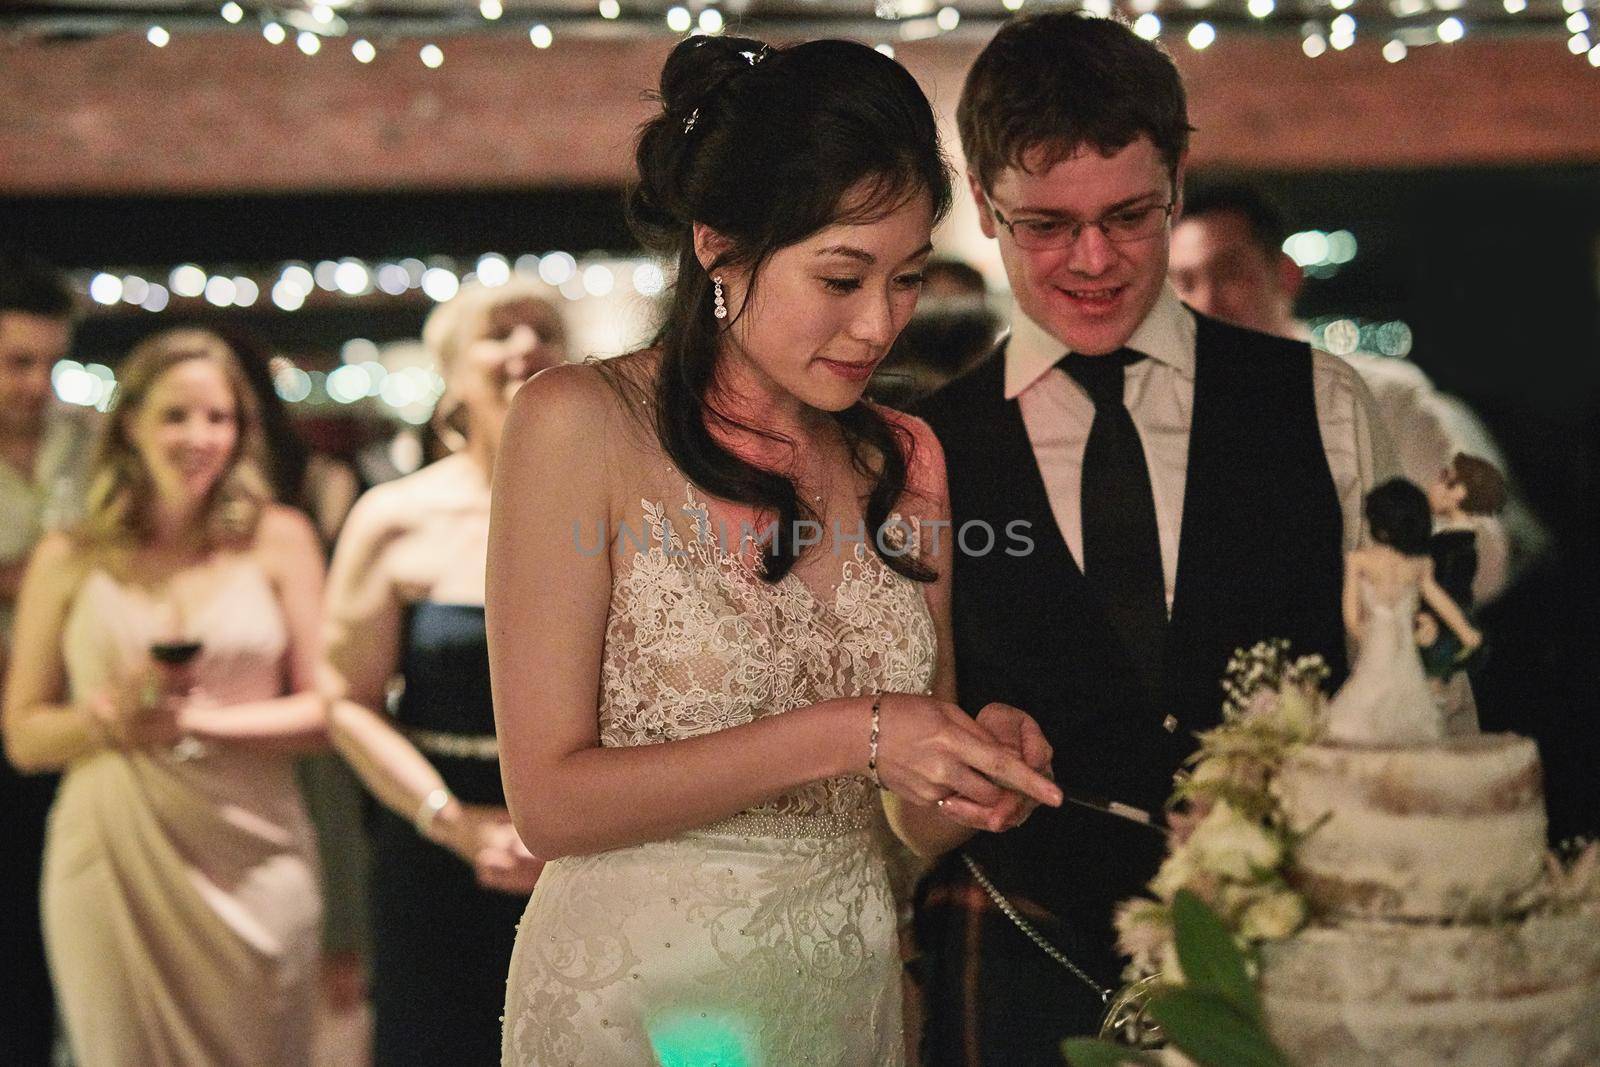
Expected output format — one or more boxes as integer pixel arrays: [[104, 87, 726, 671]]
[[4, 29, 1600, 196]]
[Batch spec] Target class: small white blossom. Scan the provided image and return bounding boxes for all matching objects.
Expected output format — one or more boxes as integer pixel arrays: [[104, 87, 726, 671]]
[[1239, 888, 1307, 941], [1187, 800, 1282, 881]]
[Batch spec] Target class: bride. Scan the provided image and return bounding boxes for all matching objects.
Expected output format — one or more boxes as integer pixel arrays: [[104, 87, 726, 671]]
[[489, 35, 1060, 1066], [1327, 477, 1482, 746]]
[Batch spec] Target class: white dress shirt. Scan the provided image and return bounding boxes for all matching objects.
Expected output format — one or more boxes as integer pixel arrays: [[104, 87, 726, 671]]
[[0, 404, 97, 640], [1005, 284, 1397, 613]]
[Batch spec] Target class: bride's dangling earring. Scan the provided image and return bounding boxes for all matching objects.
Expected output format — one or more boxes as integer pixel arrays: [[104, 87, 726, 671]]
[[713, 276, 728, 320]]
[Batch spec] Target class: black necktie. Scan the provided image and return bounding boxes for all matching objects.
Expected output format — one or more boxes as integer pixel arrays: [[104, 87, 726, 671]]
[[1059, 348, 1167, 700]]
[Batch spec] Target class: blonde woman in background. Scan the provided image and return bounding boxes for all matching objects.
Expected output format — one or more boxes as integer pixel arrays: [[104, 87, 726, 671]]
[[2, 327, 328, 1066], [323, 280, 557, 1066]]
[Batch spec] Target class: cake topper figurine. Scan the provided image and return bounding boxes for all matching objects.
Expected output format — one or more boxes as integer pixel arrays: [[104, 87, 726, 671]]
[[1417, 453, 1508, 680], [1325, 477, 1483, 746]]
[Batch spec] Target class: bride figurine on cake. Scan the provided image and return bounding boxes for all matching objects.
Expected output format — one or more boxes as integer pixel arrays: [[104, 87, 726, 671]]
[[1326, 478, 1483, 746]]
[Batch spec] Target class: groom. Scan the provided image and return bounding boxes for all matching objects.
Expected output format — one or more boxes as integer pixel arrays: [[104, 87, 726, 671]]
[[911, 12, 1394, 1064]]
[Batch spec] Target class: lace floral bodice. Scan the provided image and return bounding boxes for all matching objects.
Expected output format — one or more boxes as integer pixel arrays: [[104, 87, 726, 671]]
[[599, 485, 936, 831]]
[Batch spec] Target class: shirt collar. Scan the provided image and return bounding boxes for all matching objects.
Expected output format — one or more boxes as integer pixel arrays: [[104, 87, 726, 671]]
[[1003, 282, 1197, 400]]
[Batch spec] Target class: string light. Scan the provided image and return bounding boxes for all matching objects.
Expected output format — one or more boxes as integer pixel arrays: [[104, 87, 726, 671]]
[[699, 8, 725, 32], [352, 38, 376, 62], [120, 276, 150, 305], [480, 0, 504, 20], [89, 273, 123, 305], [1330, 12, 1356, 48], [874, 42, 896, 57], [476, 254, 512, 288], [1133, 12, 1161, 38], [1570, 31, 1591, 52], [170, 265, 207, 298], [420, 43, 444, 67], [203, 276, 238, 307], [529, 24, 553, 48], [1438, 16, 1465, 42], [1002, 0, 1025, 10], [1383, 38, 1407, 61], [1567, 11, 1590, 33], [1248, 0, 1274, 18], [1188, 21, 1216, 48], [220, 2, 243, 24], [937, 6, 961, 30], [263, 21, 286, 44], [599, 0, 621, 18], [1504, 0, 1527, 12], [1303, 30, 1328, 57], [297, 31, 321, 55], [666, 6, 692, 32], [146, 25, 170, 47]]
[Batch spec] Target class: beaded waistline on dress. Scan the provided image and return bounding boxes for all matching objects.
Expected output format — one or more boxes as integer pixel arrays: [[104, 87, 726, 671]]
[[405, 726, 500, 761], [688, 804, 874, 841]]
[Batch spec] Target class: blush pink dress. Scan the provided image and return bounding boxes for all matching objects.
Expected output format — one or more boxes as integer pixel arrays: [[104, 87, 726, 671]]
[[41, 560, 321, 1067]]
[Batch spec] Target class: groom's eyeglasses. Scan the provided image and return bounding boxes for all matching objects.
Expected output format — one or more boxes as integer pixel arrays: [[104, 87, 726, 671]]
[[986, 196, 1175, 251]]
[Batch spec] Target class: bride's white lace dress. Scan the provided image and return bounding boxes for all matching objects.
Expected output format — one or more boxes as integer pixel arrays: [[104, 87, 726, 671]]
[[502, 487, 935, 1066]]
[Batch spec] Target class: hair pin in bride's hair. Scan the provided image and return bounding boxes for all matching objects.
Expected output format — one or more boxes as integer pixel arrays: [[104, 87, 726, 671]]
[[682, 107, 700, 133], [741, 46, 769, 66]]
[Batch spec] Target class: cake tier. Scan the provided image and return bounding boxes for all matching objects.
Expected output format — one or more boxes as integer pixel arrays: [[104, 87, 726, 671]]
[[1260, 910, 1600, 1067], [1276, 734, 1546, 920]]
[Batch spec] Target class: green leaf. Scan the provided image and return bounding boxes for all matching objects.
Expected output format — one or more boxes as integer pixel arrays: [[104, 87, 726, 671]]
[[1146, 988, 1293, 1067], [1171, 889, 1261, 1021], [1060, 1038, 1164, 1067]]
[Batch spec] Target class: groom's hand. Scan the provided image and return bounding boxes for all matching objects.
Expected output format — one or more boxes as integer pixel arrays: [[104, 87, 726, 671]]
[[975, 702, 1053, 773], [936, 703, 1054, 833]]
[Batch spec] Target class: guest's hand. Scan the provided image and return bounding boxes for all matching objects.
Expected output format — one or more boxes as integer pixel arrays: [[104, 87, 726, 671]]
[[935, 703, 1053, 833], [471, 819, 545, 896], [874, 694, 1061, 832], [438, 803, 545, 894], [88, 672, 184, 750]]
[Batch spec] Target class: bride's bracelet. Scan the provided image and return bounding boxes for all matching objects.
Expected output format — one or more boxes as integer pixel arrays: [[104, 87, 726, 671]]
[[866, 693, 883, 789]]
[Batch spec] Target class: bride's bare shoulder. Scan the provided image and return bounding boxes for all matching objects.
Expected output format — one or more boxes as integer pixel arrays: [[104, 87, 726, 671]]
[[502, 350, 666, 475]]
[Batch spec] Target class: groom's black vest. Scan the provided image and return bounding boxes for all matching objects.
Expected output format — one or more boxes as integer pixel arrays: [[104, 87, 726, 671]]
[[916, 312, 1347, 968]]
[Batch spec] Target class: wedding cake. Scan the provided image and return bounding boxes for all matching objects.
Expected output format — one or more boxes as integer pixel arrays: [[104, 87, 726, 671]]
[[1104, 641, 1600, 1067], [1259, 731, 1600, 1064]]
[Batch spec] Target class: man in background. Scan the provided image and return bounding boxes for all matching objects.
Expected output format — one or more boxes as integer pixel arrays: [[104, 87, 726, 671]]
[[1169, 182, 1543, 602], [1, 257, 93, 1066]]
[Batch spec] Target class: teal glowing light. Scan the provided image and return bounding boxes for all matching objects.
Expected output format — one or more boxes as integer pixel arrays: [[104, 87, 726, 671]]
[[647, 1009, 755, 1067]]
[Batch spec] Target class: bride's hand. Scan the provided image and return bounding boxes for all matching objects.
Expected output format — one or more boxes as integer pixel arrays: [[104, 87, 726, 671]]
[[872, 694, 1061, 830], [937, 703, 1053, 832]]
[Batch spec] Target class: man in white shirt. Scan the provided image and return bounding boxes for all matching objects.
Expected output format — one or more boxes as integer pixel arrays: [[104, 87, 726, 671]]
[[909, 14, 1393, 1063], [1168, 181, 1539, 604], [0, 258, 92, 1067]]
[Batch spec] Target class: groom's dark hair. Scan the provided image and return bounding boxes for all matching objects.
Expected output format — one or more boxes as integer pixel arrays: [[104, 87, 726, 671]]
[[957, 11, 1194, 193]]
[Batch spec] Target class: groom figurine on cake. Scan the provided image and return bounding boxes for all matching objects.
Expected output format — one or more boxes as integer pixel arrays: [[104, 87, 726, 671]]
[[900, 12, 1396, 1063]]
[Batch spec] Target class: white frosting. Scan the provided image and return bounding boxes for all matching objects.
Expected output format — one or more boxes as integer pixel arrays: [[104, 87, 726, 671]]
[[1277, 736, 1546, 919], [1261, 910, 1600, 1067]]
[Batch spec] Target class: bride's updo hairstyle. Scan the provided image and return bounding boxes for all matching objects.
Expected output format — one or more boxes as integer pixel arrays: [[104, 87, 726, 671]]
[[1365, 477, 1433, 557], [628, 34, 951, 583]]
